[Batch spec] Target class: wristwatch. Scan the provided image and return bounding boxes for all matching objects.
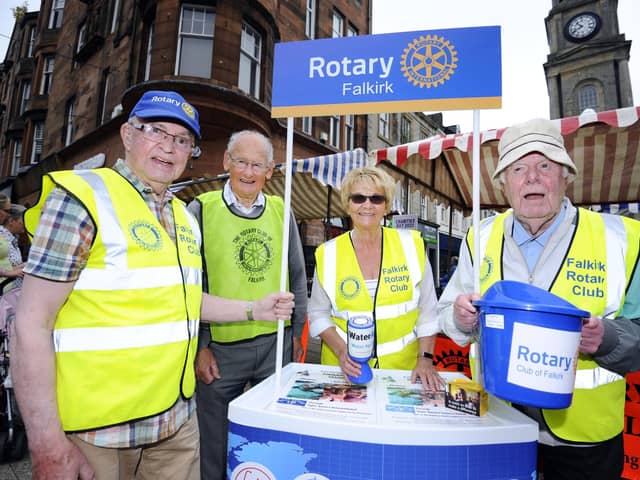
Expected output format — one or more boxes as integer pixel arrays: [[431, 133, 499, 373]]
[[419, 352, 434, 360], [246, 301, 253, 321]]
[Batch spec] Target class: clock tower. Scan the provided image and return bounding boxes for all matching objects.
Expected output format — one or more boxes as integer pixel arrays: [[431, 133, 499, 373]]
[[543, 0, 633, 118]]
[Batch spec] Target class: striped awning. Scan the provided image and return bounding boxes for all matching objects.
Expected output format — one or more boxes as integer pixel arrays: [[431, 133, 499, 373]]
[[171, 148, 369, 219], [370, 106, 640, 209]]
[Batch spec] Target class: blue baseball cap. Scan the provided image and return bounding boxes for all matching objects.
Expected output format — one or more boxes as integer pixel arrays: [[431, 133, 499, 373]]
[[129, 90, 201, 139]]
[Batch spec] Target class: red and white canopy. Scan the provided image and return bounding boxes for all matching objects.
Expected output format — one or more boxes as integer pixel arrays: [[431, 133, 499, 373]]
[[371, 106, 640, 210]]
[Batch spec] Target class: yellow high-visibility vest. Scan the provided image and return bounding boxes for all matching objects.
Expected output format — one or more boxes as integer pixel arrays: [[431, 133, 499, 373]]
[[468, 208, 640, 442], [25, 168, 202, 431], [315, 227, 425, 370], [197, 190, 288, 343]]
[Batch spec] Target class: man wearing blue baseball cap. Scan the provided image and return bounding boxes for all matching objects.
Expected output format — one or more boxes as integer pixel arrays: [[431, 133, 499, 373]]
[[11, 90, 295, 479]]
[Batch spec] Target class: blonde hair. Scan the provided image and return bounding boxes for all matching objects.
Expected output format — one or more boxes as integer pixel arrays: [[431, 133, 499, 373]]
[[340, 167, 395, 214]]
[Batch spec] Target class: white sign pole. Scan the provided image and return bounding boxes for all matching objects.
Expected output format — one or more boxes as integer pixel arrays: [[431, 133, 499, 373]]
[[471, 109, 482, 384], [275, 117, 294, 393]]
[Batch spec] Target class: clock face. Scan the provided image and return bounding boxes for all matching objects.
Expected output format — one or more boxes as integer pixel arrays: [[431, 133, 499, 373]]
[[565, 12, 601, 42]]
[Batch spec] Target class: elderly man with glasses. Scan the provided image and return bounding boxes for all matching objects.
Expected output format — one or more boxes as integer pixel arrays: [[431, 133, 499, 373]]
[[12, 92, 294, 480], [188, 130, 308, 480]]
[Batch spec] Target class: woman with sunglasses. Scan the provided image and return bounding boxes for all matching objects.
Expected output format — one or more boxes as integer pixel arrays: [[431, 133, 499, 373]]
[[308, 167, 444, 390]]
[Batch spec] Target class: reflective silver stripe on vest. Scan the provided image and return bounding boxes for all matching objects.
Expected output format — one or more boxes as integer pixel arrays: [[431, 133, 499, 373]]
[[573, 366, 624, 390], [54, 318, 199, 352], [324, 239, 338, 307], [602, 214, 626, 315], [72, 171, 202, 290], [335, 326, 417, 357], [80, 170, 128, 269], [324, 231, 421, 319], [74, 266, 202, 290]]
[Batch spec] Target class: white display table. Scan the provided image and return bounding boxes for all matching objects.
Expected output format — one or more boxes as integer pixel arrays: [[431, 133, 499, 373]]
[[227, 363, 538, 480]]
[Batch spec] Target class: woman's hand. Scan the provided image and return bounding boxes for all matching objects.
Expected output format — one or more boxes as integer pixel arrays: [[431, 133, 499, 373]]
[[411, 357, 446, 390]]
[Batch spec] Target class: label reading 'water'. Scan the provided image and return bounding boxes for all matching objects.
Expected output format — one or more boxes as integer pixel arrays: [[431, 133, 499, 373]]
[[506, 322, 580, 394]]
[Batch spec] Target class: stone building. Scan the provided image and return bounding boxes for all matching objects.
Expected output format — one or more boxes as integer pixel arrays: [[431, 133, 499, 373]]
[[0, 0, 371, 205], [544, 0, 634, 118]]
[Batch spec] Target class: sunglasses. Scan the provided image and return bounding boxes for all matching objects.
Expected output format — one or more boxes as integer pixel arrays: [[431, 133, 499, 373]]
[[349, 194, 386, 205]]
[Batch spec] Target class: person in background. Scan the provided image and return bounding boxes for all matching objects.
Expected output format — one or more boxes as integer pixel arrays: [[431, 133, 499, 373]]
[[189, 130, 308, 480], [0, 204, 26, 291], [438, 117, 640, 480], [309, 167, 444, 390], [11, 90, 293, 480], [0, 195, 24, 287]]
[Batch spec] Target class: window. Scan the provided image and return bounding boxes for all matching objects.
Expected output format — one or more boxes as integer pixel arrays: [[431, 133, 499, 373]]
[[20, 81, 30, 115], [378, 112, 389, 139], [98, 70, 111, 125], [76, 22, 87, 53], [176, 5, 214, 78], [238, 22, 262, 99], [31, 122, 44, 164], [347, 24, 358, 37], [332, 11, 344, 38], [344, 114, 354, 150], [578, 84, 599, 112], [49, 0, 65, 29], [41, 56, 55, 95], [401, 116, 411, 143], [302, 116, 312, 135], [305, 0, 316, 39], [26, 28, 35, 57], [111, 0, 121, 34], [64, 98, 75, 146], [143, 24, 154, 81], [11, 139, 22, 176], [330, 115, 340, 147]]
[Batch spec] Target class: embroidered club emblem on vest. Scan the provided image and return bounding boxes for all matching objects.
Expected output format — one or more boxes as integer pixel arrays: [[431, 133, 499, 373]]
[[130, 221, 162, 251], [234, 228, 273, 280], [480, 255, 493, 281], [339, 276, 361, 299]]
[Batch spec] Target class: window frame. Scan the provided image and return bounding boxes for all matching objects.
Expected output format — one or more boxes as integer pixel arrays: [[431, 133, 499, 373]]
[[11, 139, 22, 176], [175, 4, 215, 78], [40, 56, 55, 95], [238, 21, 262, 99], [305, 0, 316, 39], [31, 121, 44, 164], [332, 10, 344, 38], [378, 112, 390, 139], [329, 115, 340, 147], [64, 97, 75, 146], [48, 0, 65, 29]]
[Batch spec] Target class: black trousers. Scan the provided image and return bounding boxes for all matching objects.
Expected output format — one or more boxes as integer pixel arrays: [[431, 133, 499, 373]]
[[538, 432, 623, 480]]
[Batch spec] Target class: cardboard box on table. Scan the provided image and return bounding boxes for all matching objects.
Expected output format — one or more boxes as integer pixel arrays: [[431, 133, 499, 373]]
[[226, 363, 538, 480]]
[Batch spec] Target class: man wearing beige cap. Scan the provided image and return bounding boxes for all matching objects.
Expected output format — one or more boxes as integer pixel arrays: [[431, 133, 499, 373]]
[[438, 117, 640, 479]]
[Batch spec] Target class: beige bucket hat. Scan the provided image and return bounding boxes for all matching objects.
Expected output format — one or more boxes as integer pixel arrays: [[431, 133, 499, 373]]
[[493, 118, 578, 187]]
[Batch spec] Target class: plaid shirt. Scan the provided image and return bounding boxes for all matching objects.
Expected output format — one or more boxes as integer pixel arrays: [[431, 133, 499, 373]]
[[24, 160, 195, 448]]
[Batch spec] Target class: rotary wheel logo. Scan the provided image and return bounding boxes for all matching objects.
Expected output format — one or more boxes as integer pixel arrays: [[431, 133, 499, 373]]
[[129, 221, 162, 251], [339, 276, 361, 299], [401, 35, 458, 88], [235, 231, 273, 275]]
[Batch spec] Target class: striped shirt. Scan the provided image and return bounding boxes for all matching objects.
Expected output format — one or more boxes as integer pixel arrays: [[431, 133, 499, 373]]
[[24, 159, 195, 448]]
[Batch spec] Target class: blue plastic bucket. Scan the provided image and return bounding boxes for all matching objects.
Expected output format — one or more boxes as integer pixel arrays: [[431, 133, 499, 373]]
[[474, 280, 589, 409]]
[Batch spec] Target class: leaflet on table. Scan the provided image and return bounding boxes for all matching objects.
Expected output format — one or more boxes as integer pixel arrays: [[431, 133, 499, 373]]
[[377, 371, 486, 425], [273, 366, 377, 423]]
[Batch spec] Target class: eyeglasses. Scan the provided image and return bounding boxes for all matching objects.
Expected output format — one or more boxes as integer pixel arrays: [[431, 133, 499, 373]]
[[229, 154, 270, 172], [349, 194, 386, 205], [128, 121, 201, 157]]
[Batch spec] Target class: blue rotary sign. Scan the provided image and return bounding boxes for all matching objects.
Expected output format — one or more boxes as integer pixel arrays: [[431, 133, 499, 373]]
[[271, 26, 501, 118]]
